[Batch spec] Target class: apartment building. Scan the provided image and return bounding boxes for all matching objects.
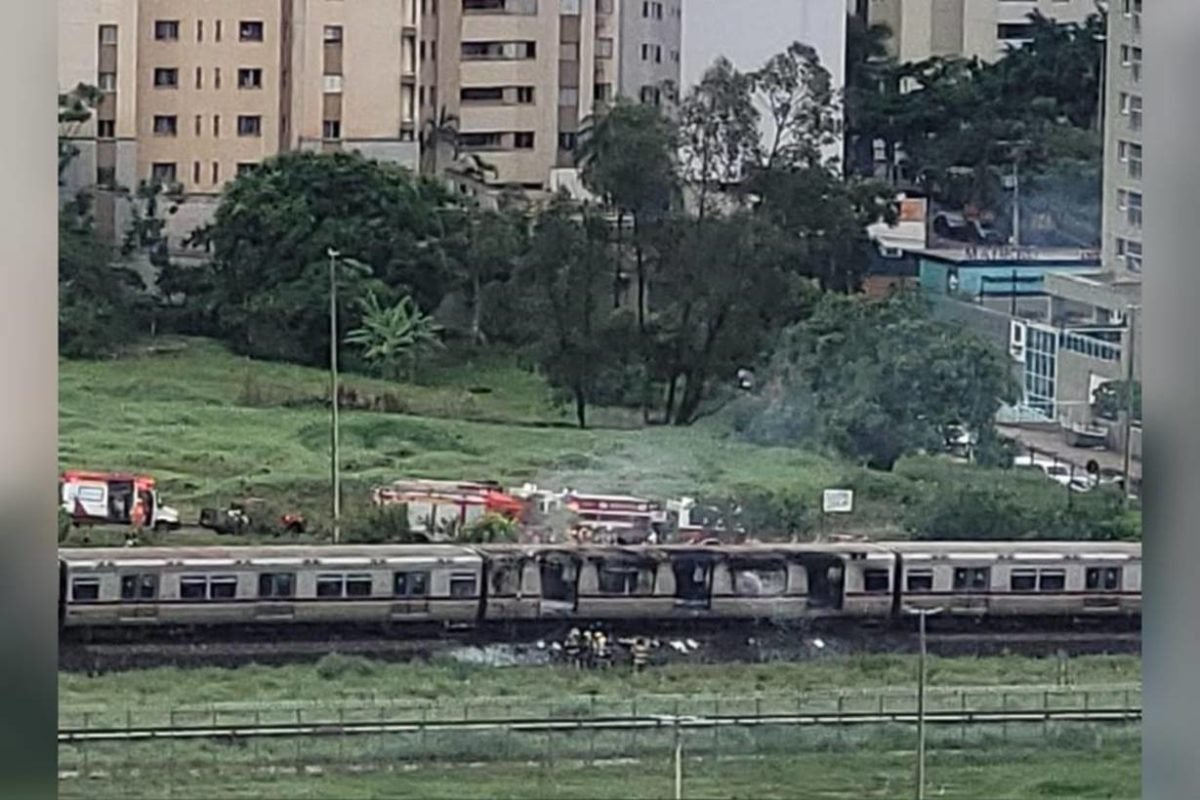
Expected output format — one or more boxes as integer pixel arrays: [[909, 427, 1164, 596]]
[[866, 0, 1096, 64], [420, 0, 682, 191], [58, 0, 421, 247], [1100, 0, 1142, 276]]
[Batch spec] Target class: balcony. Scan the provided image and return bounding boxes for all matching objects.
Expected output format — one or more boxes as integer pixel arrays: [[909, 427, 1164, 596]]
[[463, 0, 538, 14]]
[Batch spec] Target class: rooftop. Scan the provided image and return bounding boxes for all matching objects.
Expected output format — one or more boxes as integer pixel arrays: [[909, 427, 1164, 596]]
[[916, 246, 1102, 266]]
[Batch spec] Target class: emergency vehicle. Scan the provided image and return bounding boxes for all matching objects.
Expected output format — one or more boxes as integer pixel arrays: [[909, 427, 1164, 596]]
[[370, 479, 525, 535], [59, 470, 182, 531]]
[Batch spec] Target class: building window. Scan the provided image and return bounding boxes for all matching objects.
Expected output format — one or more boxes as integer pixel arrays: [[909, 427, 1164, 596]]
[[154, 20, 180, 41], [560, 42, 579, 60], [461, 40, 536, 60], [237, 162, 258, 177], [1117, 238, 1143, 272], [99, 25, 118, 45], [514, 131, 535, 149], [238, 68, 264, 89], [1120, 93, 1143, 131], [1118, 189, 1143, 227], [214, 67, 222, 89], [462, 86, 504, 103], [237, 115, 262, 136], [240, 21, 264, 42], [193, 161, 202, 184], [153, 115, 178, 136], [323, 119, 342, 139], [213, 114, 221, 136], [596, 0, 614, 13], [558, 87, 578, 106], [596, 37, 613, 58], [212, 161, 220, 183], [1118, 140, 1143, 180], [97, 119, 115, 139], [324, 25, 343, 43], [639, 85, 661, 105], [642, 1, 663, 18], [997, 23, 1033, 41], [153, 68, 179, 88], [459, 131, 502, 150], [98, 72, 117, 91], [195, 66, 203, 89], [558, 132, 577, 151], [516, 86, 534, 104], [593, 82, 612, 102], [197, 20, 203, 42], [215, 20, 222, 42], [150, 162, 177, 184], [1023, 326, 1057, 418]]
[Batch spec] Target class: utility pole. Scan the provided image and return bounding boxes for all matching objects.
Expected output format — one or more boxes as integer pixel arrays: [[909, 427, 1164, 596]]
[[1011, 158, 1020, 248], [1121, 305, 1138, 508], [907, 606, 943, 800], [328, 247, 342, 544]]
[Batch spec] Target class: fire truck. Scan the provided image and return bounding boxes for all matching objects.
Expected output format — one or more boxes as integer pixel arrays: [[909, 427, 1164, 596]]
[[59, 470, 182, 532], [370, 479, 525, 535], [511, 484, 666, 543]]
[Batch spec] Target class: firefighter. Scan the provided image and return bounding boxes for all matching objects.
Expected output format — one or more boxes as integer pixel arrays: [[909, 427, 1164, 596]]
[[564, 628, 583, 669], [631, 637, 650, 673], [593, 629, 612, 669]]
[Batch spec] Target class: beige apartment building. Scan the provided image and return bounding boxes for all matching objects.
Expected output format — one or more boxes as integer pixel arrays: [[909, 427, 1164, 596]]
[[59, 0, 422, 248], [866, 0, 1096, 64], [420, 0, 682, 191]]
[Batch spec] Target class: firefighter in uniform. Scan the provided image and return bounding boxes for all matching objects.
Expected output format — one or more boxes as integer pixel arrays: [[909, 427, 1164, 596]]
[[564, 628, 583, 669], [631, 637, 650, 673], [593, 629, 611, 669]]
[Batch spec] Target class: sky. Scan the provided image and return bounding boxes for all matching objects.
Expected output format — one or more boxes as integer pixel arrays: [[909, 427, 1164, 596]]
[[681, 0, 850, 90]]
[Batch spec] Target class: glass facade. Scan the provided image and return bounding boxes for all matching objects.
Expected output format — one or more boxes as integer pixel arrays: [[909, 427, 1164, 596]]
[[1024, 326, 1057, 419]]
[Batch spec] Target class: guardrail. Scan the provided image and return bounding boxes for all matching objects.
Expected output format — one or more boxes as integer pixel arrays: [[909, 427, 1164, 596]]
[[60, 683, 1142, 736]]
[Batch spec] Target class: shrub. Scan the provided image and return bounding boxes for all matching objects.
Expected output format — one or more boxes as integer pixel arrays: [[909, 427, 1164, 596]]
[[342, 504, 420, 544], [314, 652, 377, 680]]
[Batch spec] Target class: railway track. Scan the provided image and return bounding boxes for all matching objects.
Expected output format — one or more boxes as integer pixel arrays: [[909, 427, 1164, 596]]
[[58, 706, 1142, 744], [59, 628, 1140, 672]]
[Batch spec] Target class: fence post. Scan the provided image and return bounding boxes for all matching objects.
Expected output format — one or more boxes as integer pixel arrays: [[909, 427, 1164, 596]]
[[960, 691, 967, 743], [1043, 690, 1049, 739], [1002, 693, 1009, 742], [837, 693, 844, 746], [1084, 691, 1090, 714]]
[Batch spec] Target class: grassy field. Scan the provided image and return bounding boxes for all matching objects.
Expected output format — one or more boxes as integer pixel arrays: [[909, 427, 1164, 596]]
[[59, 653, 1141, 711], [59, 730, 1142, 799], [60, 336, 1081, 539]]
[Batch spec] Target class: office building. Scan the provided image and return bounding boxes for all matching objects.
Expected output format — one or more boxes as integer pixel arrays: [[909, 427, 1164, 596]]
[[865, 0, 1096, 64], [59, 0, 423, 248], [420, 0, 682, 191]]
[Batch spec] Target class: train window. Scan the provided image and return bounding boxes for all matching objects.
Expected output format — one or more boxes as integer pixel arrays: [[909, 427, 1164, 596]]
[[863, 569, 890, 593], [120, 573, 158, 600], [71, 578, 100, 602], [1010, 570, 1037, 591], [1087, 567, 1123, 591], [179, 577, 208, 601], [411, 571, 429, 595], [258, 572, 295, 598], [450, 573, 477, 598], [733, 568, 786, 596], [1038, 570, 1066, 592], [953, 567, 990, 592], [393, 572, 408, 596], [598, 566, 639, 595], [316, 575, 345, 598], [209, 577, 238, 600], [906, 571, 933, 592], [346, 574, 374, 597]]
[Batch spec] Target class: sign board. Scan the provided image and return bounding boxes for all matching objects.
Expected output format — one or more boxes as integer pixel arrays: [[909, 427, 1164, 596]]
[[822, 489, 854, 514]]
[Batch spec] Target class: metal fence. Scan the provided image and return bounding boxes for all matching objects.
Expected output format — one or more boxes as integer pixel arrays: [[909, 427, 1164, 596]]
[[58, 684, 1141, 795]]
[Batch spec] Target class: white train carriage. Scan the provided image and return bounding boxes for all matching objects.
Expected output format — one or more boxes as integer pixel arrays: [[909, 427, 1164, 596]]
[[59, 545, 484, 629], [889, 542, 1142, 619], [835, 546, 899, 618]]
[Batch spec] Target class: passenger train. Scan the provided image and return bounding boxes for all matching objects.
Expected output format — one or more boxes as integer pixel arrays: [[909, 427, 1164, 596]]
[[58, 540, 1140, 637]]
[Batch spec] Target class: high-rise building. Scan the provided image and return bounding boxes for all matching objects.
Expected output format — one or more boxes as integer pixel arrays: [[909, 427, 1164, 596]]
[[59, 0, 422, 248], [1100, 0, 1142, 276], [420, 0, 682, 191], [866, 0, 1096, 64]]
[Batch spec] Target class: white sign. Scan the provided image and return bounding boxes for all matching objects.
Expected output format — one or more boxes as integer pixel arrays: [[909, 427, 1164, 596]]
[[822, 489, 854, 514]]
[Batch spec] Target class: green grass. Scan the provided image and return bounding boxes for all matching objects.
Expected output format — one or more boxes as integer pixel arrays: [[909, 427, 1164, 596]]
[[58, 337, 862, 530], [59, 654, 1141, 713], [59, 730, 1142, 799]]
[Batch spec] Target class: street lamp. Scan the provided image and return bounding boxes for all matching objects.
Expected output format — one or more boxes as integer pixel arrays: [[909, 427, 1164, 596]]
[[327, 247, 342, 544], [905, 605, 944, 800]]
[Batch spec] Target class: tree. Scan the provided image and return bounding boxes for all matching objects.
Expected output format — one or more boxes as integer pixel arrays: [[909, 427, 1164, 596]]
[[577, 98, 678, 328], [517, 199, 633, 428], [189, 151, 458, 364], [751, 41, 841, 171], [1092, 380, 1141, 423], [746, 292, 1019, 470], [420, 105, 460, 175], [843, 17, 897, 177], [438, 206, 527, 345], [58, 83, 102, 179], [345, 292, 443, 382]]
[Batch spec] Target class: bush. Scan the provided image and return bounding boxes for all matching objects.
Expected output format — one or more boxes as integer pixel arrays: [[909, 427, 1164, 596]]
[[342, 504, 420, 544], [58, 508, 72, 544], [314, 652, 377, 680]]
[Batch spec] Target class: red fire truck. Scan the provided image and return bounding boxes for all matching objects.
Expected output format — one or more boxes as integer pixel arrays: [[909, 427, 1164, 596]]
[[371, 478, 525, 535]]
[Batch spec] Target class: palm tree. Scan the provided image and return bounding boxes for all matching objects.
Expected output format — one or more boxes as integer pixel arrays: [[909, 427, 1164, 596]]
[[420, 106, 460, 176], [345, 292, 443, 382]]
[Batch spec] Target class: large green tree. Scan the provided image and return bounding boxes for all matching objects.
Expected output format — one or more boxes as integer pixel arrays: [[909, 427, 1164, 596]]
[[744, 292, 1019, 470], [191, 151, 459, 364]]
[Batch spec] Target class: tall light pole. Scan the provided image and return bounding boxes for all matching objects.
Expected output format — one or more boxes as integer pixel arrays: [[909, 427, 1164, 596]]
[[1121, 305, 1140, 508], [328, 247, 342, 544], [906, 606, 944, 800]]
